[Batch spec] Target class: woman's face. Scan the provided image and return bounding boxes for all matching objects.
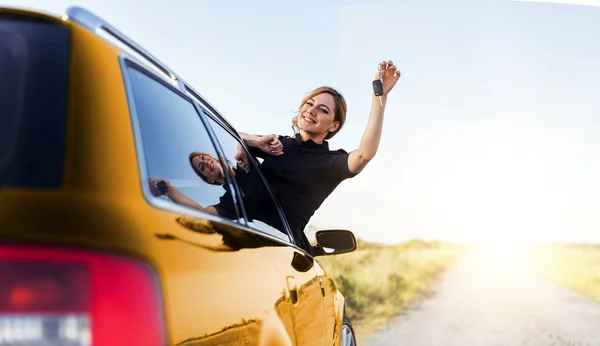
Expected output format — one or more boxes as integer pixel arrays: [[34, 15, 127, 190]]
[[191, 153, 224, 184], [297, 93, 338, 138]]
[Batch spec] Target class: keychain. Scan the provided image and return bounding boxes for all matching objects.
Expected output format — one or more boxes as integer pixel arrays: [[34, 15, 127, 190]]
[[372, 66, 384, 106]]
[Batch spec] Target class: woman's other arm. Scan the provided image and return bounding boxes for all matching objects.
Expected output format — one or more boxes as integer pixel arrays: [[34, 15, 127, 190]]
[[347, 60, 401, 174]]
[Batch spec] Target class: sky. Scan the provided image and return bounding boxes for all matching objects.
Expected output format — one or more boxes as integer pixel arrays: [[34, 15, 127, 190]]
[[2, 0, 599, 244]]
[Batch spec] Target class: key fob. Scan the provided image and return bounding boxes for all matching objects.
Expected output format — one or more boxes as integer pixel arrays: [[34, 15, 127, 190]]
[[157, 180, 169, 195], [372, 79, 384, 96]]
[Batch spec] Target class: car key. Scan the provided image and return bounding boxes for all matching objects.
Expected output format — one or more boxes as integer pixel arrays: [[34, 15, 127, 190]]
[[372, 68, 384, 106], [157, 180, 169, 195]]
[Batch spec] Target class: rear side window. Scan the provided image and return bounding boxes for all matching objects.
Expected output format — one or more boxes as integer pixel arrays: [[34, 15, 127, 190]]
[[0, 14, 69, 188], [125, 64, 241, 221]]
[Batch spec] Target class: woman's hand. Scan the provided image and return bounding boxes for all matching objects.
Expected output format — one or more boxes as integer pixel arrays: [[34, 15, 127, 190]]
[[257, 134, 283, 156], [234, 143, 250, 173], [149, 178, 173, 197], [374, 60, 401, 97], [149, 178, 211, 213]]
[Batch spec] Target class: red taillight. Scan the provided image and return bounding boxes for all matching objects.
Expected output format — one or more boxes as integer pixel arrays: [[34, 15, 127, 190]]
[[0, 246, 166, 346]]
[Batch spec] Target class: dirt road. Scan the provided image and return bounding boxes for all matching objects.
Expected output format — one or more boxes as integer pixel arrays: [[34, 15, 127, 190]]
[[364, 249, 600, 346]]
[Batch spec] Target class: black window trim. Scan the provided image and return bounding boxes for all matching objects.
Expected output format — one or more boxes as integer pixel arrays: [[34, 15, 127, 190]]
[[185, 86, 240, 140], [191, 104, 249, 221]]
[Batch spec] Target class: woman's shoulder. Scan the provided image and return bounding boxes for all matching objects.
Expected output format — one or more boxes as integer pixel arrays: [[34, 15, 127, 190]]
[[329, 148, 349, 156], [278, 135, 296, 146]]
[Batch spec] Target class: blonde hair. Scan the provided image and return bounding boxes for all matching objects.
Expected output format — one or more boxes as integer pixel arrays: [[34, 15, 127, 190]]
[[291, 86, 347, 140]]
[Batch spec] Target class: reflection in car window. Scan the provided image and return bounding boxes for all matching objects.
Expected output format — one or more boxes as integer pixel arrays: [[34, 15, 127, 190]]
[[126, 65, 238, 220], [204, 115, 291, 242]]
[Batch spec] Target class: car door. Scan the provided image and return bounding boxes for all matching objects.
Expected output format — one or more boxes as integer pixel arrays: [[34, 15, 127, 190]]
[[199, 112, 330, 345], [122, 60, 294, 345]]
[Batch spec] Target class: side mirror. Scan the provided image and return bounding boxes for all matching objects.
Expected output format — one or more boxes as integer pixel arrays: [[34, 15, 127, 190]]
[[313, 230, 357, 256]]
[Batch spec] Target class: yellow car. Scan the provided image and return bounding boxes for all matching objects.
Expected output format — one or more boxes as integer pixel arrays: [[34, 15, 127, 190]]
[[0, 5, 358, 346]]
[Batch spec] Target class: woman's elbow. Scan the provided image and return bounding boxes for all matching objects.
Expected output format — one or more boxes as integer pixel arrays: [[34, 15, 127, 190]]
[[356, 152, 375, 165], [362, 151, 377, 162]]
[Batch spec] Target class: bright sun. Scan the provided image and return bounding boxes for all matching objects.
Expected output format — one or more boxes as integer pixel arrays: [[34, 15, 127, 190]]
[[475, 233, 538, 269]]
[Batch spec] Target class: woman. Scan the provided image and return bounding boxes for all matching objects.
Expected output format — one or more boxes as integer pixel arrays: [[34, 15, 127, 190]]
[[237, 60, 401, 250]]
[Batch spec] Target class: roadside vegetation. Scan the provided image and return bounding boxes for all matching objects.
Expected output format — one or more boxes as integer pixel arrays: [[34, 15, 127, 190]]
[[317, 239, 463, 337], [531, 243, 600, 301]]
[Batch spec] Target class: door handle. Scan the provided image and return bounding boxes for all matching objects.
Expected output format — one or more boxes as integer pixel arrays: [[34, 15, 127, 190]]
[[286, 276, 298, 304], [319, 277, 325, 297]]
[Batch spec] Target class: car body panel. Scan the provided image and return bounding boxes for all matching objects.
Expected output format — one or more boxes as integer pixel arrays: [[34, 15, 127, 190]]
[[259, 246, 328, 345]]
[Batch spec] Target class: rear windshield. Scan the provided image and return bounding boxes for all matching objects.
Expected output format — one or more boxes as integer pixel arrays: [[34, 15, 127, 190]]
[[0, 13, 69, 188]]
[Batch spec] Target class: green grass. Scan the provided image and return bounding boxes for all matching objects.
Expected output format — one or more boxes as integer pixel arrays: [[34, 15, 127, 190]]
[[531, 244, 600, 301], [317, 239, 462, 334]]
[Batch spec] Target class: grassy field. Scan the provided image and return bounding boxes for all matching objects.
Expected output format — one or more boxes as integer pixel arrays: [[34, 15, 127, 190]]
[[531, 244, 600, 301], [317, 239, 463, 339]]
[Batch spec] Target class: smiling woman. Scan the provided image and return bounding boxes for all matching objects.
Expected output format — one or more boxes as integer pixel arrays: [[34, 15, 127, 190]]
[[292, 86, 348, 141], [235, 60, 401, 252]]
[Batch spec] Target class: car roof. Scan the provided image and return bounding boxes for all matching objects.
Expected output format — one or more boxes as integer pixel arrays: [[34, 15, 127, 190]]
[[65, 6, 239, 137]]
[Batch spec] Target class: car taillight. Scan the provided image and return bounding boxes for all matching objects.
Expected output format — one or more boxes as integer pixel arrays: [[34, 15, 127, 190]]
[[0, 246, 166, 346]]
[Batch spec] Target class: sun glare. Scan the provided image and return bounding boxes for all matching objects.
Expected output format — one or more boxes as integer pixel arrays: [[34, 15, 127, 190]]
[[480, 237, 529, 256], [474, 234, 538, 272]]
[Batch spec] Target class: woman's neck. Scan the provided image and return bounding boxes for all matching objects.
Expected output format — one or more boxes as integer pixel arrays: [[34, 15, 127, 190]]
[[299, 130, 326, 144]]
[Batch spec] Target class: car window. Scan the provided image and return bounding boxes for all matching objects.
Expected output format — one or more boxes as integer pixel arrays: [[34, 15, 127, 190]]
[[125, 64, 240, 221], [0, 14, 69, 188], [203, 114, 292, 243]]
